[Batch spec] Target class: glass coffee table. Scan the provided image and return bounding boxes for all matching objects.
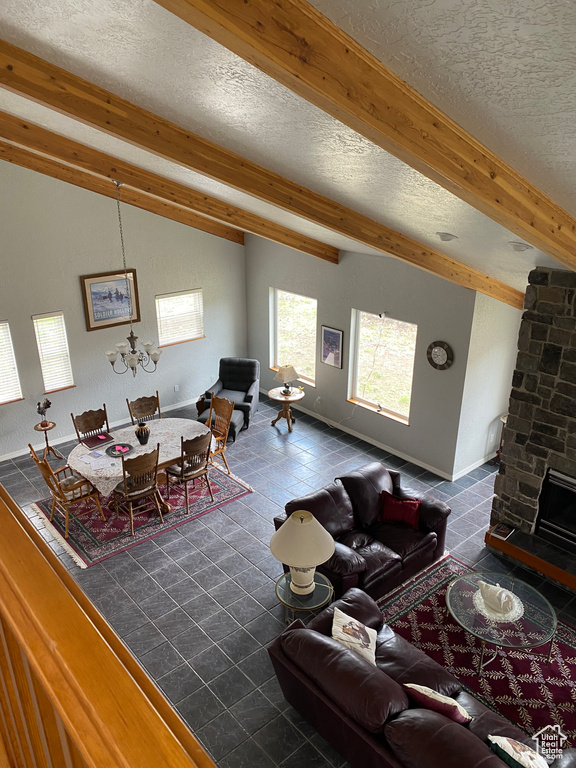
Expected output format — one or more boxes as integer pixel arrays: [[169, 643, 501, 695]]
[[446, 572, 557, 673], [275, 572, 334, 624]]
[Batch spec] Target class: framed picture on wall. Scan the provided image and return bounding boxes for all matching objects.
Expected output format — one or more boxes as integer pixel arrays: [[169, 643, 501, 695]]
[[321, 326, 343, 368], [80, 270, 140, 332]]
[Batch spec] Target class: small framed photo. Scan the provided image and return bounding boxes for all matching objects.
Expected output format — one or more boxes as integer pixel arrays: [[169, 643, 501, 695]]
[[321, 326, 343, 368], [80, 270, 140, 332]]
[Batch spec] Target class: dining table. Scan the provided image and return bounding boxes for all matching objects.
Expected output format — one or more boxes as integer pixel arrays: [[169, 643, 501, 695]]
[[67, 417, 211, 498]]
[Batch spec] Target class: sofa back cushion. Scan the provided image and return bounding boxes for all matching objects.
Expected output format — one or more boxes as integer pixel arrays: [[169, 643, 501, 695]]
[[338, 463, 394, 528], [285, 480, 354, 539], [385, 709, 506, 768], [281, 628, 408, 732], [375, 631, 461, 697]]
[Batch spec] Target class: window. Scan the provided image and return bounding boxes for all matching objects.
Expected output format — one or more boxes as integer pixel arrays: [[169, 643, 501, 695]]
[[0, 321, 23, 404], [272, 289, 317, 384], [33, 312, 75, 393], [156, 289, 204, 346], [350, 310, 417, 422]]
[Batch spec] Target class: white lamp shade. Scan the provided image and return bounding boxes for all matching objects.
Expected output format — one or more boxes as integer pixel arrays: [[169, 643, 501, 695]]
[[274, 365, 298, 385], [105, 350, 118, 363], [126, 352, 139, 368], [141, 340, 155, 352], [150, 348, 162, 362], [115, 342, 129, 354], [269, 510, 335, 568]]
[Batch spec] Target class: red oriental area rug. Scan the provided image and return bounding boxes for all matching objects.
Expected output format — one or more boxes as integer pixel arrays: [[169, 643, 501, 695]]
[[31, 468, 251, 569], [378, 555, 576, 745]]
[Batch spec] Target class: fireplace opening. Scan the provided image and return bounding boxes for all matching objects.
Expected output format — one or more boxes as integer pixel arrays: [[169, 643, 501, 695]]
[[536, 468, 576, 554]]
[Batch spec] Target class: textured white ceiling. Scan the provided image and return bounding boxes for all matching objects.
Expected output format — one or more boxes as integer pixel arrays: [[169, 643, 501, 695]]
[[0, 0, 570, 292]]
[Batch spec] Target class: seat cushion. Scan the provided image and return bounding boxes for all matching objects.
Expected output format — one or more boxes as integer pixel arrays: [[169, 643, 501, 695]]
[[285, 480, 355, 539], [338, 531, 401, 587], [369, 522, 437, 561], [281, 628, 409, 733], [385, 709, 506, 768], [112, 481, 156, 497], [453, 691, 535, 747]]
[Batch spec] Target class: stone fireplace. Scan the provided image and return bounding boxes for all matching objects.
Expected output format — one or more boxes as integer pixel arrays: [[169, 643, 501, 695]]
[[491, 266, 576, 551]]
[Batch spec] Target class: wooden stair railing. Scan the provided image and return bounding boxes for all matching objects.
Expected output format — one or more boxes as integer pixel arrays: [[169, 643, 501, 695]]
[[0, 485, 217, 768]]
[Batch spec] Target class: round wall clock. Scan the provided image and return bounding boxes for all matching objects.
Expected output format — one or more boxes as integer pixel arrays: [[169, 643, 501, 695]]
[[427, 341, 454, 370]]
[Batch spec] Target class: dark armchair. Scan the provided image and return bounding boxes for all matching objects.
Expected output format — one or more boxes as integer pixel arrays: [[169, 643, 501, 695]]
[[199, 358, 260, 439], [274, 462, 451, 600]]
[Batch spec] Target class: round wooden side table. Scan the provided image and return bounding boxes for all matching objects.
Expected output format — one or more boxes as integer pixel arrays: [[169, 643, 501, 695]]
[[268, 386, 305, 433], [34, 422, 65, 462]]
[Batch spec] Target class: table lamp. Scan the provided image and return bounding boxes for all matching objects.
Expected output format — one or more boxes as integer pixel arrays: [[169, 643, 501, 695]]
[[274, 365, 298, 395], [269, 510, 335, 594]]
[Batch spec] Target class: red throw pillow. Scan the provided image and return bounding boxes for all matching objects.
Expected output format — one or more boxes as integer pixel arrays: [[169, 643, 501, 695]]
[[380, 491, 421, 529]]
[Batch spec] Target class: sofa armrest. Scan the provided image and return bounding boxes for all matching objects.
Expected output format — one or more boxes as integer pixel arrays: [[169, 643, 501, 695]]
[[204, 379, 223, 399], [325, 542, 367, 576], [274, 513, 287, 530], [245, 379, 259, 405]]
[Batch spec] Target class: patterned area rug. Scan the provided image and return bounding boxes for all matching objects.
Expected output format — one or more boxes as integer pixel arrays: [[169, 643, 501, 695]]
[[378, 555, 576, 745], [31, 469, 251, 568]]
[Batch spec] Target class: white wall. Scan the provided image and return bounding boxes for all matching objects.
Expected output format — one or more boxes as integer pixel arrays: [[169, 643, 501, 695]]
[[245, 235, 480, 478], [453, 293, 522, 477], [0, 163, 246, 459]]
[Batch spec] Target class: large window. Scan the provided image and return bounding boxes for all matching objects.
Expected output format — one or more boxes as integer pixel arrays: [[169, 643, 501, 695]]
[[156, 289, 204, 346], [33, 312, 74, 393], [0, 321, 23, 405], [272, 289, 317, 384], [350, 310, 417, 422]]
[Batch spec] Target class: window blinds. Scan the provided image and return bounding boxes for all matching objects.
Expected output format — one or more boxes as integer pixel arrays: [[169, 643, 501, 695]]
[[156, 289, 204, 346], [0, 321, 23, 404], [33, 312, 74, 392]]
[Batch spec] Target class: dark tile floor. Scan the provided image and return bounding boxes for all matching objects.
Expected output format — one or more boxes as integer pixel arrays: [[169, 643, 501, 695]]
[[4, 397, 576, 767]]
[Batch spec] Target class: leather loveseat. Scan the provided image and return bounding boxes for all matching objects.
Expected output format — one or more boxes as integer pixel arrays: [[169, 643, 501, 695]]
[[268, 588, 576, 768], [274, 462, 450, 599]]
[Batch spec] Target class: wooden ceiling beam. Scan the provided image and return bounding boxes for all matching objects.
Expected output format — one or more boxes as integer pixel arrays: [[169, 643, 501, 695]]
[[0, 40, 523, 307], [154, 0, 576, 272], [0, 112, 338, 263], [0, 141, 244, 244]]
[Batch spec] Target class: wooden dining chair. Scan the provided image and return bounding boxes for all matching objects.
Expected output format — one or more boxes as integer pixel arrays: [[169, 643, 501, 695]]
[[29, 444, 106, 539], [111, 444, 168, 536], [71, 404, 110, 443], [206, 394, 234, 475], [126, 391, 162, 425], [165, 432, 214, 511]]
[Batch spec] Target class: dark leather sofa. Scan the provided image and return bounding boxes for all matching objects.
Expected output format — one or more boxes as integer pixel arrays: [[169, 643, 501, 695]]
[[268, 589, 576, 768], [274, 462, 450, 599]]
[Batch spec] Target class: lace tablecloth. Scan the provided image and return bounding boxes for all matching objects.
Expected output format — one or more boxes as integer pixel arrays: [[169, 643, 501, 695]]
[[67, 418, 210, 497]]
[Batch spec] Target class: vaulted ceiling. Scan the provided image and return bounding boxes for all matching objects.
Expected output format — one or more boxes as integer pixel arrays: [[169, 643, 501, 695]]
[[1, 0, 574, 309]]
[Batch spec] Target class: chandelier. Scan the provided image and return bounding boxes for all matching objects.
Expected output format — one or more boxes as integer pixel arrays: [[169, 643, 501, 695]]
[[105, 182, 162, 376]]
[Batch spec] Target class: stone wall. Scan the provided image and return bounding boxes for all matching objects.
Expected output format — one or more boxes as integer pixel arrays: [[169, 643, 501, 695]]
[[491, 267, 576, 533]]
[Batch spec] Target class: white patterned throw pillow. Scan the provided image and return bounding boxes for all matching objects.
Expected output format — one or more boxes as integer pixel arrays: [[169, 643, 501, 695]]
[[331, 606, 377, 665], [488, 736, 548, 768]]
